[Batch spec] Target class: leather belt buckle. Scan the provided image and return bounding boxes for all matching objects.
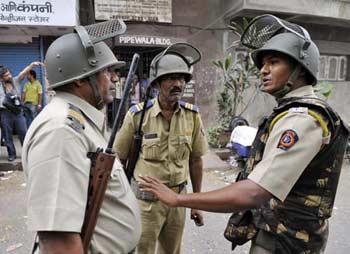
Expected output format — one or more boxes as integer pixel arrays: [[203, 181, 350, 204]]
[[169, 181, 186, 193]]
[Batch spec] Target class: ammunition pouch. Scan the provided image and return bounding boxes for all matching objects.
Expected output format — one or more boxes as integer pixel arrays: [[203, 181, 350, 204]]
[[224, 210, 257, 250], [131, 177, 157, 201], [131, 177, 186, 202]]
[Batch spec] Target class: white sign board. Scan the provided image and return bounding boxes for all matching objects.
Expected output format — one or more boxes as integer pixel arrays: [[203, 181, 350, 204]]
[[0, 0, 77, 26], [95, 0, 172, 23], [183, 80, 195, 101], [117, 35, 172, 46]]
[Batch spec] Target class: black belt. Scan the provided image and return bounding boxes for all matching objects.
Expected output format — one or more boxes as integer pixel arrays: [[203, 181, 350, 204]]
[[168, 181, 187, 194]]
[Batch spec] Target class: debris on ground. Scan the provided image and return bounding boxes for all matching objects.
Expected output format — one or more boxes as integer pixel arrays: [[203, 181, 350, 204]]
[[0, 171, 14, 181], [6, 243, 23, 252]]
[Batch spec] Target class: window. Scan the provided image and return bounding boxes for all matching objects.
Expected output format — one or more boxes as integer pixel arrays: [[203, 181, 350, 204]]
[[318, 56, 327, 80], [338, 56, 347, 81], [317, 55, 348, 81], [328, 57, 337, 80]]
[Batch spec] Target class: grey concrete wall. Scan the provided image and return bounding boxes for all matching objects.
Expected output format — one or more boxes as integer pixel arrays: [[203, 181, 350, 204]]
[[326, 82, 350, 123], [224, 0, 350, 22], [219, 2, 350, 127], [116, 0, 350, 127], [120, 0, 228, 127]]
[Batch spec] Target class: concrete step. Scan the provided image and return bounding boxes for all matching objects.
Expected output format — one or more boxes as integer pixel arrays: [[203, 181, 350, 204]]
[[0, 137, 22, 172]]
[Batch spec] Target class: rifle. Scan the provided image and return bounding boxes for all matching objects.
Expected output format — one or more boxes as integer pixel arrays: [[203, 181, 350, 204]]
[[125, 85, 152, 182], [81, 53, 140, 253]]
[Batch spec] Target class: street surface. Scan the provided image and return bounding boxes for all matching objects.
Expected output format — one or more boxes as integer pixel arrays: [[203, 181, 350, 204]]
[[0, 161, 349, 253]]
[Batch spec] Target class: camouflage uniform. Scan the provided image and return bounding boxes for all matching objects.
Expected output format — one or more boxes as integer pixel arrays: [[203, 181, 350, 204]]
[[224, 15, 349, 254], [239, 87, 349, 254]]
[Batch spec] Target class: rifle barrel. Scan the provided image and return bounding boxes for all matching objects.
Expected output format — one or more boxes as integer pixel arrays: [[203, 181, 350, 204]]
[[106, 53, 140, 153]]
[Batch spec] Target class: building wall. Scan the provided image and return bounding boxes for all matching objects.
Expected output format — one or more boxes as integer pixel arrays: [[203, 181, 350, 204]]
[[111, 0, 227, 127], [221, 1, 350, 125], [95, 0, 350, 126]]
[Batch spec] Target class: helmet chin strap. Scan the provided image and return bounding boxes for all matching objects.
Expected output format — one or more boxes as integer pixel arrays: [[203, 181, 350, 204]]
[[271, 67, 300, 99], [89, 75, 104, 110]]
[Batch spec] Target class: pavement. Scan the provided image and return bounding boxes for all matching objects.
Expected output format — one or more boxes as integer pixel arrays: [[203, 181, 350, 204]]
[[1, 138, 350, 253], [0, 136, 22, 172], [202, 149, 232, 171]]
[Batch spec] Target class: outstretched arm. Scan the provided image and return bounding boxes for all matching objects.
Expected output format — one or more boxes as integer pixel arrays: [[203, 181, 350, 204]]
[[139, 176, 272, 213], [17, 61, 43, 81], [189, 156, 204, 226]]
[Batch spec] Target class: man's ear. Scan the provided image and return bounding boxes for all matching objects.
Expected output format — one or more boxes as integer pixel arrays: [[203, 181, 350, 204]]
[[73, 79, 87, 87], [154, 80, 161, 90], [298, 65, 306, 77]]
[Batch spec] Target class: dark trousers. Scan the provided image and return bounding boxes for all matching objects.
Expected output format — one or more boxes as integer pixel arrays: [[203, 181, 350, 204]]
[[23, 102, 37, 127], [0, 109, 27, 157]]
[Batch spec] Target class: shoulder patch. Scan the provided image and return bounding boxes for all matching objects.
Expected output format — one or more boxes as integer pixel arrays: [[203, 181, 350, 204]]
[[179, 100, 199, 113], [66, 103, 85, 132], [130, 100, 154, 114], [277, 129, 299, 151]]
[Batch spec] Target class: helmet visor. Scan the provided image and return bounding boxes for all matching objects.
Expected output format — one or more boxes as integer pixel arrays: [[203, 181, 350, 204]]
[[84, 19, 126, 43], [241, 14, 310, 50], [156, 43, 201, 67]]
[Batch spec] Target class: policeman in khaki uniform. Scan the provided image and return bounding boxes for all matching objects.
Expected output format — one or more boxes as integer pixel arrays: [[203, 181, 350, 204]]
[[139, 15, 349, 254], [23, 22, 141, 254], [114, 43, 208, 254]]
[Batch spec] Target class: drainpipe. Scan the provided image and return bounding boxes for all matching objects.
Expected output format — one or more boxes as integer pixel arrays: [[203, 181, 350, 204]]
[[39, 36, 46, 106]]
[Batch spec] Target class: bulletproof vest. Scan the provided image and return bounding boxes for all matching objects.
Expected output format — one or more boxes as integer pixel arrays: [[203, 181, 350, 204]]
[[245, 96, 349, 253]]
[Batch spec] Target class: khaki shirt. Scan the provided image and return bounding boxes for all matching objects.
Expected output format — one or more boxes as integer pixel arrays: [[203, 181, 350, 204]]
[[248, 86, 324, 201], [114, 98, 208, 186], [23, 92, 141, 253]]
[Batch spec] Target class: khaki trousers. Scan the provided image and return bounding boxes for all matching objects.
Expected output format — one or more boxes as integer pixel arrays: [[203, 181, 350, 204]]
[[136, 189, 186, 254]]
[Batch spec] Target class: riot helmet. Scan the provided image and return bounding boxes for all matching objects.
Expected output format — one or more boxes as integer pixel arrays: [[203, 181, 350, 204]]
[[45, 20, 126, 108], [241, 14, 320, 96], [149, 43, 201, 87]]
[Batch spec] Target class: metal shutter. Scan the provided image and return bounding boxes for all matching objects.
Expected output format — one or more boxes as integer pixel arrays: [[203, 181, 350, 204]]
[[0, 38, 43, 91]]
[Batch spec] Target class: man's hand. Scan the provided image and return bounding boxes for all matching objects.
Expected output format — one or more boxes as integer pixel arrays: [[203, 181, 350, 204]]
[[18, 61, 44, 80], [190, 209, 204, 226], [31, 61, 44, 67], [37, 104, 42, 112], [138, 175, 179, 207]]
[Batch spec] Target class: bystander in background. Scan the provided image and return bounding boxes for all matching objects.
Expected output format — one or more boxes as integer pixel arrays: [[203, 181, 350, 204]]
[[22, 69, 43, 127], [0, 62, 41, 161]]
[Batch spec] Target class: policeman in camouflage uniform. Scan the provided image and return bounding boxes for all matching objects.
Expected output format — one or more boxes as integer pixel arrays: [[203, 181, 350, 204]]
[[138, 15, 350, 254], [114, 43, 208, 254], [23, 22, 141, 253]]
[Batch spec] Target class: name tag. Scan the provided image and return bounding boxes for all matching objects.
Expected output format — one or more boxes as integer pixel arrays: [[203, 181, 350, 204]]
[[144, 133, 158, 139]]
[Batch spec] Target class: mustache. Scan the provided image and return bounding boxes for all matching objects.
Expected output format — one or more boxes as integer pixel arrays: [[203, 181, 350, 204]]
[[170, 87, 182, 93]]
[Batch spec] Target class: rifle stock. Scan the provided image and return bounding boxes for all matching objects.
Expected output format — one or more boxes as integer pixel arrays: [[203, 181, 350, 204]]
[[81, 151, 115, 253]]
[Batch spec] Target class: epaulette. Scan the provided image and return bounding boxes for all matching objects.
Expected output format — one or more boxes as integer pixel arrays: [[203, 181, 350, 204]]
[[130, 100, 154, 114], [66, 103, 85, 132], [179, 100, 199, 113]]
